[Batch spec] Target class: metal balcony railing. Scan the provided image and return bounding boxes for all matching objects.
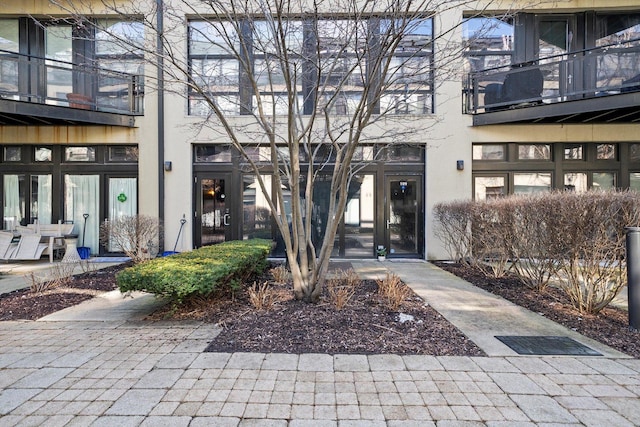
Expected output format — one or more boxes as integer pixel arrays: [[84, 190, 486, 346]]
[[0, 49, 143, 115], [463, 38, 640, 115]]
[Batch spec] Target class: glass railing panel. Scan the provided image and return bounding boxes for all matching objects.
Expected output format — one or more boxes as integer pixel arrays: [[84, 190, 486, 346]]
[[464, 38, 640, 114], [0, 48, 143, 115]]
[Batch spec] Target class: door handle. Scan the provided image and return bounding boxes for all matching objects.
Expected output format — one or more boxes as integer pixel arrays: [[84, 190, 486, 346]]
[[223, 214, 230, 226]]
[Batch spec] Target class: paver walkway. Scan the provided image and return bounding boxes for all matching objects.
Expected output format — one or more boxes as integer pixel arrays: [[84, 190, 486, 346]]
[[0, 260, 638, 426]]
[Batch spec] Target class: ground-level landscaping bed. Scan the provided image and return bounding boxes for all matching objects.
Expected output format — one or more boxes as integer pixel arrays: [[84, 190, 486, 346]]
[[0, 260, 637, 358]]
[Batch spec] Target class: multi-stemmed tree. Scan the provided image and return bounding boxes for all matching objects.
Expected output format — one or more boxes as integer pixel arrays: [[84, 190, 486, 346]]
[[51, 0, 503, 302]]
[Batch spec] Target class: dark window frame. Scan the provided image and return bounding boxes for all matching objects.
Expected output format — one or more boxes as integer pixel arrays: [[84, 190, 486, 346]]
[[187, 16, 434, 117]]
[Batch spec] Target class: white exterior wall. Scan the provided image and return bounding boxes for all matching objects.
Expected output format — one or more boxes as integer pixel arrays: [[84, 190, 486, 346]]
[[3, 0, 639, 259]]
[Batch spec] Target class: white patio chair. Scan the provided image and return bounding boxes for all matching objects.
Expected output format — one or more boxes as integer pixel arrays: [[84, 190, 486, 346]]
[[10, 233, 48, 261], [0, 231, 18, 260]]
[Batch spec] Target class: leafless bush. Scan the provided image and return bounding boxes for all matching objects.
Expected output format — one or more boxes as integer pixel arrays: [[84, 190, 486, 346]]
[[270, 264, 289, 284], [27, 262, 77, 293], [248, 281, 278, 311], [376, 272, 411, 311], [508, 193, 564, 291], [470, 199, 515, 278], [433, 200, 473, 263], [327, 268, 359, 310], [553, 190, 640, 314], [437, 190, 640, 313], [99, 215, 161, 263], [78, 260, 98, 274]]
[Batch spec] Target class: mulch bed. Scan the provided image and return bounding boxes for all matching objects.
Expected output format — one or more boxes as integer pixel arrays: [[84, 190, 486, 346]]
[[212, 280, 485, 355], [153, 276, 485, 356], [1, 260, 637, 358], [0, 263, 125, 321], [433, 261, 640, 358]]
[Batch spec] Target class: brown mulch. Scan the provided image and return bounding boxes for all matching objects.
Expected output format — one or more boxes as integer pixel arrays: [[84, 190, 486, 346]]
[[165, 278, 485, 356], [1, 260, 637, 358], [0, 263, 125, 321], [433, 261, 640, 358]]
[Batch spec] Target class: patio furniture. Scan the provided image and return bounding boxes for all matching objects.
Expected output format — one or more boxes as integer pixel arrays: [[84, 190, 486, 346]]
[[61, 235, 81, 263], [16, 223, 75, 262], [10, 233, 48, 261], [484, 65, 544, 111], [0, 231, 18, 260]]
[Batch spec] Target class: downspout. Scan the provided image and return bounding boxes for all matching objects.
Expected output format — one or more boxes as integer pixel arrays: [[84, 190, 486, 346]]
[[156, 0, 165, 251]]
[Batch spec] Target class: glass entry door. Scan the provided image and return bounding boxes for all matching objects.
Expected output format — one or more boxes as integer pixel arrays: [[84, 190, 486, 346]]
[[385, 176, 422, 257], [107, 177, 137, 252], [537, 16, 576, 99], [196, 176, 231, 247]]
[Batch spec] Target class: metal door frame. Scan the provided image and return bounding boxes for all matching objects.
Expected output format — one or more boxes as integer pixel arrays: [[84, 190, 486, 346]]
[[194, 173, 233, 247], [383, 174, 424, 258]]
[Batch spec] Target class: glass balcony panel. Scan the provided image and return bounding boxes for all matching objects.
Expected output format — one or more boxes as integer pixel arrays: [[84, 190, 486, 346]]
[[464, 37, 640, 117]]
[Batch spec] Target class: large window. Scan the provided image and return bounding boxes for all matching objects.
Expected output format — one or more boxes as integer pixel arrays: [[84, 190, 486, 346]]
[[596, 14, 640, 47], [0, 145, 138, 255], [0, 17, 143, 111], [473, 142, 634, 197], [188, 21, 241, 115], [0, 19, 20, 98], [462, 16, 514, 73], [187, 17, 433, 116], [94, 20, 144, 110]]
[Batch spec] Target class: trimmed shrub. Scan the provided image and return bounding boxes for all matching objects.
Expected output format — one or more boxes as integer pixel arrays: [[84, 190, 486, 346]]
[[116, 239, 273, 303]]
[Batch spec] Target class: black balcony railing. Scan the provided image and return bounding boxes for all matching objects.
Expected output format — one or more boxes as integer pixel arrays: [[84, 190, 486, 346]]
[[463, 38, 640, 115], [0, 49, 143, 115]]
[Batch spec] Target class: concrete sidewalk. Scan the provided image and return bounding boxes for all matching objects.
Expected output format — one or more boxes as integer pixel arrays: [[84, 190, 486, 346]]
[[0, 260, 639, 426], [0, 259, 122, 296], [354, 260, 628, 358]]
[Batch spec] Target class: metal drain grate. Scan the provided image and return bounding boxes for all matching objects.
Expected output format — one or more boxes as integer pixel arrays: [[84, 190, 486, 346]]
[[495, 336, 602, 356]]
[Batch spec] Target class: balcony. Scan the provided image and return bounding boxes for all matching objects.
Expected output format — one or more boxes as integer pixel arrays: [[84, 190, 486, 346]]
[[0, 49, 143, 127], [463, 39, 640, 126]]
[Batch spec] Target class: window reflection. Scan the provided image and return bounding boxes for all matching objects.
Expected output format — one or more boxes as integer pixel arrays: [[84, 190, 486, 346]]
[[564, 144, 583, 160], [4, 146, 21, 162], [243, 175, 272, 240], [518, 144, 551, 160], [35, 147, 52, 162], [65, 147, 96, 162], [564, 173, 588, 192], [596, 144, 616, 160], [593, 172, 616, 190], [514, 173, 551, 194], [597, 14, 640, 46], [194, 145, 232, 163], [630, 173, 640, 191], [462, 17, 514, 72], [473, 144, 505, 160], [475, 176, 505, 200], [345, 175, 374, 257]]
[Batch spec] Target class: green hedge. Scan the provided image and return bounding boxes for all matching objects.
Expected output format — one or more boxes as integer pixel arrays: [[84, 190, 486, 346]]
[[116, 239, 272, 303]]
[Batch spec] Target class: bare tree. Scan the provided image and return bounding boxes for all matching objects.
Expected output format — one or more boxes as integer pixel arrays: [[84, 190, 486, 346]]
[[50, 0, 512, 302]]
